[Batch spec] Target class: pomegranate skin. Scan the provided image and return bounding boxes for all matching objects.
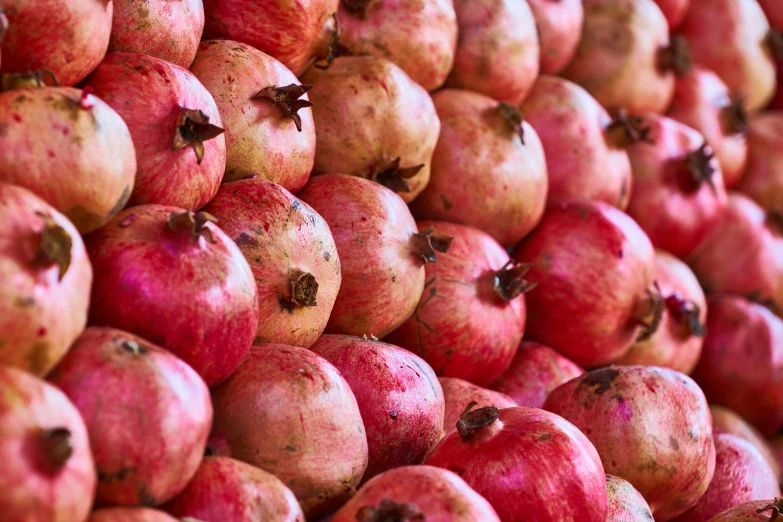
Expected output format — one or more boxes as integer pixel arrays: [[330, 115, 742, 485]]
[[330, 466, 501, 522], [653, 0, 689, 28], [190, 40, 315, 190], [490, 341, 584, 408], [439, 377, 516, 433], [706, 500, 783, 521], [0, 86, 136, 234], [606, 475, 654, 522], [85, 204, 259, 387], [544, 366, 717, 522], [738, 113, 783, 215], [108, 0, 204, 68], [162, 456, 304, 522], [0, 0, 112, 86], [209, 344, 369, 520], [0, 183, 92, 376], [511, 201, 656, 368], [202, 179, 341, 348], [0, 366, 96, 522], [759, 0, 783, 26], [410, 89, 548, 246], [84, 52, 226, 210], [710, 405, 780, 482], [311, 335, 445, 480], [527, 0, 584, 74], [89, 508, 178, 522]]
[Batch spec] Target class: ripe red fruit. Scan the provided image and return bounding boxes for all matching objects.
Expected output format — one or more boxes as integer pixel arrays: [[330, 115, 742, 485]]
[[439, 377, 516, 433], [710, 405, 781, 482], [89, 508, 179, 522], [738, 113, 783, 215], [544, 366, 717, 522], [606, 475, 654, 522], [84, 52, 226, 210], [527, 0, 584, 74], [0, 183, 92, 376], [760, 0, 783, 26], [85, 205, 259, 387], [706, 499, 783, 521], [653, 0, 690, 29], [410, 89, 548, 246], [0, 8, 7, 69]]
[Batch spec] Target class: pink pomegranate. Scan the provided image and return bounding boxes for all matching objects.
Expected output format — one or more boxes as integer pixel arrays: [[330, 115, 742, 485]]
[[330, 465, 501, 522], [163, 456, 304, 522], [209, 344, 369, 519], [0, 0, 112, 86], [297, 175, 451, 338], [446, 0, 539, 104], [544, 366, 717, 521], [439, 377, 516, 433], [85, 204, 259, 387], [738, 113, 783, 215], [527, 0, 584, 74], [337, 0, 458, 92], [109, 0, 204, 68], [606, 475, 654, 522], [0, 366, 96, 521], [511, 201, 657, 368], [410, 89, 548, 246], [490, 341, 584, 408], [668, 66, 749, 189], [300, 56, 440, 203], [190, 40, 315, 190], [89, 508, 179, 522], [711, 405, 781, 481], [387, 221, 533, 387], [0, 182, 92, 376], [84, 52, 226, 210], [706, 499, 783, 521], [521, 75, 639, 209], [425, 406, 608, 522], [653, 0, 690, 28]]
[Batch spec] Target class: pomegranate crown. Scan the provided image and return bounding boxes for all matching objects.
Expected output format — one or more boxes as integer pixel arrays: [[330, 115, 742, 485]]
[[767, 29, 783, 61], [757, 498, 783, 521], [493, 260, 537, 301], [456, 401, 500, 438], [633, 284, 665, 342], [314, 13, 353, 69], [172, 108, 225, 165], [1, 69, 58, 91], [279, 270, 320, 312], [497, 102, 525, 144], [606, 108, 652, 148], [720, 96, 748, 135], [253, 83, 313, 132], [166, 210, 219, 244], [657, 34, 692, 77], [356, 498, 425, 522], [372, 157, 425, 194], [38, 427, 73, 472], [682, 142, 718, 196], [33, 211, 73, 281], [409, 226, 453, 264]]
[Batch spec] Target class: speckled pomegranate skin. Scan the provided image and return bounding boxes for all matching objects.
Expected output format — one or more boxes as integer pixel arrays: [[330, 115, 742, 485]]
[[706, 500, 783, 521], [711, 405, 781, 480], [606, 475, 654, 522], [738, 113, 783, 215], [89, 508, 179, 522], [439, 377, 516, 433], [527, 0, 583, 74]]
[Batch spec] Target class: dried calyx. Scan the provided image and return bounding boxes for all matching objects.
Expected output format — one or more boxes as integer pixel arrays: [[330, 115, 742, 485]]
[[409, 226, 453, 264], [172, 107, 225, 165], [497, 102, 525, 144], [606, 108, 652, 148], [657, 34, 691, 77], [33, 212, 72, 281], [665, 293, 706, 338], [720, 96, 747, 135], [314, 14, 352, 69], [253, 83, 313, 132], [493, 260, 537, 301], [633, 284, 665, 342], [767, 30, 783, 61], [0, 69, 58, 91], [283, 271, 319, 310], [457, 401, 500, 438], [166, 211, 219, 244], [356, 498, 425, 522], [681, 142, 717, 195], [757, 498, 783, 521], [342, 0, 381, 19], [372, 157, 425, 193], [39, 427, 73, 471]]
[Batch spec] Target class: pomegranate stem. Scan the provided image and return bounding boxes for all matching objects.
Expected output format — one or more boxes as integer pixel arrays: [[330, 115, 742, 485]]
[[409, 226, 453, 265], [493, 260, 538, 301], [457, 402, 500, 438]]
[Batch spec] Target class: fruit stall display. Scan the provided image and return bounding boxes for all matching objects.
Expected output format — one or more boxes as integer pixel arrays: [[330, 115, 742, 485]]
[[3, 0, 783, 520]]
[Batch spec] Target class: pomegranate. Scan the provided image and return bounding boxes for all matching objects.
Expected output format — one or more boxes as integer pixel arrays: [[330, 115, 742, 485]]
[[668, 66, 749, 189], [209, 344, 369, 519], [653, 0, 690, 29], [89, 508, 179, 522], [163, 456, 304, 522], [297, 175, 451, 338], [445, 0, 539, 104], [0, 8, 6, 69], [0, 0, 112, 86], [85, 205, 259, 387], [330, 465, 501, 522], [771, 436, 783, 482], [84, 52, 226, 210], [387, 221, 533, 387], [606, 475, 654, 522], [738, 113, 783, 215], [425, 406, 608, 522], [490, 341, 584, 408], [439, 377, 516, 433], [0, 366, 96, 521], [410, 89, 548, 246], [692, 294, 783, 436], [511, 200, 657, 368], [544, 366, 717, 521], [616, 250, 707, 374], [337, 0, 457, 92], [527, 0, 584, 74], [706, 499, 783, 521], [0, 182, 92, 376], [108, 0, 204, 68], [760, 0, 783, 27], [711, 405, 781, 481], [190, 40, 315, 190], [300, 56, 440, 203]]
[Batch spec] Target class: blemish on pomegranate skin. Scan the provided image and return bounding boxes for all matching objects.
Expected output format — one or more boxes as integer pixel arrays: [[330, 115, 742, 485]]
[[388, 411, 398, 419], [37, 327, 47, 337], [12, 114, 21, 122], [618, 250, 625, 259]]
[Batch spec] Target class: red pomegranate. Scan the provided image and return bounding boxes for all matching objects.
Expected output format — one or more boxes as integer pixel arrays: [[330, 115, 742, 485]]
[[89, 508, 179, 522], [527, 0, 584, 74], [439, 377, 516, 433], [705, 499, 783, 521], [410, 89, 548, 246], [0, 0, 112, 86], [300, 56, 440, 203], [84, 52, 226, 210], [760, 0, 783, 26], [0, 8, 7, 69], [606, 475, 654, 522], [330, 465, 501, 522], [446, 0, 539, 104], [190, 40, 315, 190], [511, 201, 657, 368], [711, 405, 781, 481], [337, 0, 457, 92], [163, 456, 304, 522], [544, 366, 717, 521], [209, 344, 369, 519], [425, 406, 608, 522], [616, 250, 707, 374], [108, 0, 204, 68], [521, 75, 639, 209], [653, 0, 690, 29], [297, 175, 451, 338], [0, 366, 96, 521], [85, 205, 259, 387], [738, 113, 783, 215], [490, 341, 584, 408], [0, 182, 92, 376]]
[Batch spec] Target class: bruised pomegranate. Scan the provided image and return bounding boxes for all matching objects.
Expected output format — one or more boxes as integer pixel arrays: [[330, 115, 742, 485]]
[[301, 56, 440, 202], [297, 175, 451, 338], [706, 499, 783, 521], [0, 182, 92, 376], [89, 508, 179, 522], [606, 475, 654, 522], [738, 113, 783, 215], [209, 344, 368, 519], [85, 205, 259, 387], [544, 366, 716, 521], [84, 52, 226, 210], [439, 377, 516, 433], [653, 0, 690, 28], [527, 0, 584, 74], [711, 405, 781, 481], [0, 366, 96, 521], [190, 40, 315, 190], [410, 89, 548, 246]]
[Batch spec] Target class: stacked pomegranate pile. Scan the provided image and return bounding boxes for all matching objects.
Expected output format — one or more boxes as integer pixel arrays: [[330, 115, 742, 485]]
[[2, 0, 783, 520]]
